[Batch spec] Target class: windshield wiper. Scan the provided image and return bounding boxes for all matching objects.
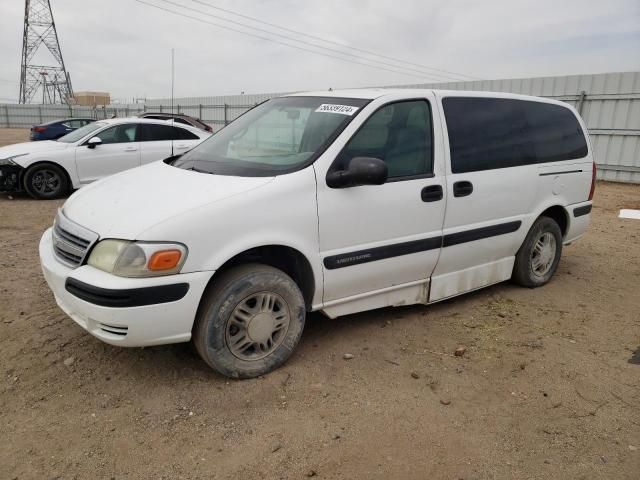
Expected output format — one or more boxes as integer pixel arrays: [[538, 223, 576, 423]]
[[189, 166, 214, 174]]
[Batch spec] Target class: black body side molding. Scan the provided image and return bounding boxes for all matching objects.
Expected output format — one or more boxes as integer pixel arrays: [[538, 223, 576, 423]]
[[65, 278, 189, 308], [324, 221, 522, 269], [573, 204, 592, 217], [442, 221, 521, 247], [324, 237, 441, 270]]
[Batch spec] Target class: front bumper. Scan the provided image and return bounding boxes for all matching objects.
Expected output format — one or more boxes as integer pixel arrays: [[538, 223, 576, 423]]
[[39, 227, 213, 347]]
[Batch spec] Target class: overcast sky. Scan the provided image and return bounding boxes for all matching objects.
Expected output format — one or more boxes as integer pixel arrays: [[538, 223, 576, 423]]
[[0, 0, 638, 103]]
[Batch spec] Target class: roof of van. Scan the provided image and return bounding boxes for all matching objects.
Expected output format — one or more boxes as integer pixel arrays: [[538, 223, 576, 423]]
[[287, 88, 566, 105]]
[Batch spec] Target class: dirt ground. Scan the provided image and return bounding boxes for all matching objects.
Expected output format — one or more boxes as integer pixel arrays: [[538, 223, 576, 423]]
[[0, 128, 29, 145], [1, 127, 639, 479]]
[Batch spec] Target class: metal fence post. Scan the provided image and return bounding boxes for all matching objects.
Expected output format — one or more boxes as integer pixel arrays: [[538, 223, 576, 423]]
[[224, 103, 228, 125], [177, 104, 181, 114], [159, 104, 163, 113], [4, 104, 10, 128], [199, 104, 202, 120], [38, 105, 42, 123]]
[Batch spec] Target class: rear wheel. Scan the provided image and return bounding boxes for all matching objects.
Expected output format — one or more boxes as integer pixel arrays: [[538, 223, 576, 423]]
[[193, 264, 306, 379], [23, 163, 69, 200], [512, 216, 563, 288]]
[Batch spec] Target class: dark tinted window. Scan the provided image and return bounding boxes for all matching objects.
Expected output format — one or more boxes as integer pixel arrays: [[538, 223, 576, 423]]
[[523, 101, 589, 163], [95, 124, 138, 144], [141, 124, 198, 141], [336, 100, 433, 179], [176, 127, 199, 140], [443, 97, 587, 173]]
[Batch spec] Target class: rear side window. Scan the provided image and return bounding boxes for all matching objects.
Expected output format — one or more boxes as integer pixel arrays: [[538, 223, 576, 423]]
[[175, 127, 199, 140], [443, 97, 587, 173], [141, 124, 198, 141], [523, 101, 589, 163]]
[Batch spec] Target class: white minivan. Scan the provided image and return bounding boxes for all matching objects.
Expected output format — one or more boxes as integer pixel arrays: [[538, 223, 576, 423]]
[[39, 89, 595, 378]]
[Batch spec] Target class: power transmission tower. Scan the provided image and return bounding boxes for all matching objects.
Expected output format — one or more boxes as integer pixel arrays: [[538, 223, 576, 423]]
[[19, 0, 74, 104]]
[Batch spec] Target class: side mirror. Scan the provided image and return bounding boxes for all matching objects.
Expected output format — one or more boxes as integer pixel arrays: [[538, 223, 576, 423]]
[[326, 157, 388, 188], [87, 136, 102, 149]]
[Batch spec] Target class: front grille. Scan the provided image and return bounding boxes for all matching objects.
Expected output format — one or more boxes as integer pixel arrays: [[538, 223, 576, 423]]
[[51, 211, 99, 268]]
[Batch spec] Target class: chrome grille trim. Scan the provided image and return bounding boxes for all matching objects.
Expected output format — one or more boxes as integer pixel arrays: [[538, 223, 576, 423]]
[[51, 210, 99, 268]]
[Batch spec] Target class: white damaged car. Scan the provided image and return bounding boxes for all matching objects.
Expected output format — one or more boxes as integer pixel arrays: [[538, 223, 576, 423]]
[[0, 118, 210, 199]]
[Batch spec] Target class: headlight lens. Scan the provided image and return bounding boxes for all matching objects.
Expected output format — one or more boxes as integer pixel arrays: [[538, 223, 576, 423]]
[[0, 154, 28, 166], [87, 239, 187, 277]]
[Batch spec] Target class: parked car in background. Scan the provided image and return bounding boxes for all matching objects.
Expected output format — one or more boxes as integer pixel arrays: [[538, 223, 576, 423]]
[[0, 118, 210, 199], [30, 118, 96, 141], [138, 112, 213, 132], [38, 89, 594, 379]]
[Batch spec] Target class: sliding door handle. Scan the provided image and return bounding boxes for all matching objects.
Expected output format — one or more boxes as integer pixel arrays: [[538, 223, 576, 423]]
[[453, 181, 473, 197]]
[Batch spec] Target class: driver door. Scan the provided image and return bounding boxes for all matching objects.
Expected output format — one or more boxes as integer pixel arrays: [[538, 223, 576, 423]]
[[315, 97, 446, 313], [74, 123, 141, 185]]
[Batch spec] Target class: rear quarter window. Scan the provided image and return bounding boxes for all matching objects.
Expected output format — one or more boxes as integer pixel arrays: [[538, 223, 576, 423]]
[[443, 97, 588, 174]]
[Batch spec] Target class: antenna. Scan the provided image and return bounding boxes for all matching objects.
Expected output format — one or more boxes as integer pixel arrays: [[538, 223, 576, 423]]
[[170, 47, 175, 156]]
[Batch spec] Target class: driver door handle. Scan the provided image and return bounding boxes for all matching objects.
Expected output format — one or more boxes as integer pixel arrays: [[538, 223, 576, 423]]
[[124, 147, 138, 152], [421, 185, 443, 202]]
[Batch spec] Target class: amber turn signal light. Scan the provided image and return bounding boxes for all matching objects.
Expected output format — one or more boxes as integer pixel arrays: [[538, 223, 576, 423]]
[[148, 250, 182, 271]]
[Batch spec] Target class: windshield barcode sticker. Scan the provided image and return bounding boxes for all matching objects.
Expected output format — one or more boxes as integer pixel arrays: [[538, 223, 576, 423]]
[[315, 104, 359, 115]]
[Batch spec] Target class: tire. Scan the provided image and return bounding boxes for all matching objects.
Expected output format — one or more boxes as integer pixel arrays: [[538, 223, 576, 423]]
[[512, 216, 563, 288], [193, 263, 306, 379], [23, 163, 69, 200]]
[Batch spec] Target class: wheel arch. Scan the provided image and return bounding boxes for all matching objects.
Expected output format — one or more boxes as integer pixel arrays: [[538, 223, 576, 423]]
[[200, 244, 317, 312], [21, 160, 74, 193], [538, 205, 569, 238]]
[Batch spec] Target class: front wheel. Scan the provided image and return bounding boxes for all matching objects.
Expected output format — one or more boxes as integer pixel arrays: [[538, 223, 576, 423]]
[[512, 216, 563, 288], [193, 264, 306, 379], [23, 163, 69, 199]]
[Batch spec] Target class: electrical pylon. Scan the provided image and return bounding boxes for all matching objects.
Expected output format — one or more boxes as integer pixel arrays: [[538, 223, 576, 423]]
[[19, 0, 74, 104]]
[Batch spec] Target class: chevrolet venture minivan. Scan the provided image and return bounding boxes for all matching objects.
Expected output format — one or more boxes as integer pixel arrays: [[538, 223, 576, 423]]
[[40, 89, 595, 378]]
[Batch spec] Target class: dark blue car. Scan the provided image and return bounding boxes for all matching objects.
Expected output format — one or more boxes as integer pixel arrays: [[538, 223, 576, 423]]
[[30, 118, 96, 141]]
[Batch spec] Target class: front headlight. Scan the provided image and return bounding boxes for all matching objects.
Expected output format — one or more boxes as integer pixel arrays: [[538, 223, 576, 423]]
[[87, 239, 188, 277], [0, 154, 28, 166]]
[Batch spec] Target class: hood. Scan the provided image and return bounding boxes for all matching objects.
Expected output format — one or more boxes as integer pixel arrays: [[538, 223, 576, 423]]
[[0, 140, 70, 164], [63, 160, 274, 239]]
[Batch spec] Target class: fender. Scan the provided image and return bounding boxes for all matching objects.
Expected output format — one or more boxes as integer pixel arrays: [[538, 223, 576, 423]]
[[198, 234, 323, 306]]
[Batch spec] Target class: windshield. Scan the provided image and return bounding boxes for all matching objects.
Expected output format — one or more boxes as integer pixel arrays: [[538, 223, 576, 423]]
[[58, 121, 106, 143], [173, 96, 369, 176]]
